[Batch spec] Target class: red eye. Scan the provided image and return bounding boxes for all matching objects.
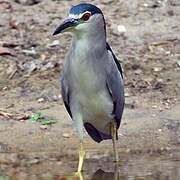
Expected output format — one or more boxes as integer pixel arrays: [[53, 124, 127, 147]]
[[81, 13, 91, 21]]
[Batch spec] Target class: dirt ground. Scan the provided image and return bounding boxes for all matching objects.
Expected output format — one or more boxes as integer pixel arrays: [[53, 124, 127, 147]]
[[0, 0, 180, 179]]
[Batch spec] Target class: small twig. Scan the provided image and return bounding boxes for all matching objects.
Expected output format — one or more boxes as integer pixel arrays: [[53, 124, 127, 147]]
[[9, 68, 17, 79], [0, 108, 13, 118]]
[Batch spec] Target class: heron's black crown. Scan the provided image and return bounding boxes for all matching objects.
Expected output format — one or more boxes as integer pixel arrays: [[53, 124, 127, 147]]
[[69, 3, 103, 15]]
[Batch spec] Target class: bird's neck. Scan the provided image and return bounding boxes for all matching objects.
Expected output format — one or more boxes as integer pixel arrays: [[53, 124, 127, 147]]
[[72, 30, 107, 57]]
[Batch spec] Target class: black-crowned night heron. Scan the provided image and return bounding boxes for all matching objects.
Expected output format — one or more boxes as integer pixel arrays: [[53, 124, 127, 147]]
[[53, 3, 124, 172]]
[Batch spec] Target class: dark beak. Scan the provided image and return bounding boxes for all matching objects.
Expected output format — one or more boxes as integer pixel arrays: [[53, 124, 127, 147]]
[[53, 18, 79, 36]]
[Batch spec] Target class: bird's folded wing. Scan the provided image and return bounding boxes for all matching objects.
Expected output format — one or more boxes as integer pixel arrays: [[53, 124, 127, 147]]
[[106, 43, 123, 78], [106, 44, 125, 128], [61, 75, 72, 118]]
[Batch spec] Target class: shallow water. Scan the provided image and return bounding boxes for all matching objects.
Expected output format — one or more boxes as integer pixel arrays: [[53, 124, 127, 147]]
[[0, 149, 179, 180]]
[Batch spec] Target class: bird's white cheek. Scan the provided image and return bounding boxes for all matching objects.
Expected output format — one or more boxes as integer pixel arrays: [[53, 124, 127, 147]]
[[75, 23, 89, 31]]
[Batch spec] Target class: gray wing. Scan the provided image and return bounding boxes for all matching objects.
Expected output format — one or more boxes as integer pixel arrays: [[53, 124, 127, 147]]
[[106, 43, 123, 78], [106, 46, 124, 129], [61, 75, 72, 118]]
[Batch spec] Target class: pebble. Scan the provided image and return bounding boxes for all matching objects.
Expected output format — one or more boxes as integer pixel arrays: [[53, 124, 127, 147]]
[[58, 94, 62, 99], [37, 98, 45, 103], [165, 51, 171, 55], [124, 92, 131, 97], [23, 48, 37, 55], [2, 86, 8, 90], [48, 40, 60, 47], [20, 119, 25, 122], [177, 60, 180, 67], [153, 67, 162, 72], [41, 54, 46, 61], [117, 25, 127, 33], [40, 125, 48, 130], [28, 158, 40, 164], [134, 69, 142, 75], [52, 95, 59, 101], [62, 133, 70, 138], [152, 105, 158, 109], [126, 149, 131, 153]]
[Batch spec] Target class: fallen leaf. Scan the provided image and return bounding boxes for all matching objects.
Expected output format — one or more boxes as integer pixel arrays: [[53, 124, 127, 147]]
[[0, 40, 22, 48], [15, 0, 42, 6], [0, 109, 12, 118], [0, 47, 14, 56], [0, 108, 29, 120], [6, 61, 18, 79], [0, 1, 11, 11], [9, 20, 19, 29], [41, 119, 57, 125], [29, 112, 42, 122]]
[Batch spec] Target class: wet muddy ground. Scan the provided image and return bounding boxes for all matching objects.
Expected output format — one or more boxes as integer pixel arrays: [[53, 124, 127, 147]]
[[0, 0, 180, 179]]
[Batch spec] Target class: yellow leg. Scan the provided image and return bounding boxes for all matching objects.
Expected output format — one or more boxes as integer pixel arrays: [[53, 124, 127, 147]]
[[114, 162, 120, 180], [111, 122, 119, 163], [77, 142, 86, 172]]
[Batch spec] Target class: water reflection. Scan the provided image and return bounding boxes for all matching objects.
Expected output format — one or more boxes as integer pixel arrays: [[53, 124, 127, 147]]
[[1, 151, 179, 180], [55, 166, 121, 180], [55, 161, 180, 180], [91, 168, 121, 180]]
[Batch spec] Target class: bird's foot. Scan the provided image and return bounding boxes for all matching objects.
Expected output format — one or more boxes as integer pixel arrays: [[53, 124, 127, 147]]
[[74, 171, 84, 180]]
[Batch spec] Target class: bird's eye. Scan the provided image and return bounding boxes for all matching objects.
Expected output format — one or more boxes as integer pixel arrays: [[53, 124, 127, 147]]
[[81, 13, 91, 21]]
